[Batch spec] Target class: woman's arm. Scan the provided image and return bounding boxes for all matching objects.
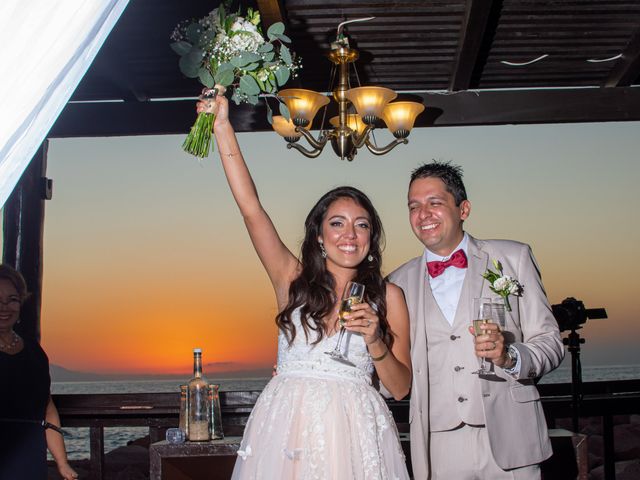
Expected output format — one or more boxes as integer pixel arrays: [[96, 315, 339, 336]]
[[199, 89, 299, 304], [45, 396, 78, 480], [345, 283, 412, 399]]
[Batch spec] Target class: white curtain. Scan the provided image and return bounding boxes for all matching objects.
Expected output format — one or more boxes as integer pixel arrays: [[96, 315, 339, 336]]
[[0, 0, 129, 208]]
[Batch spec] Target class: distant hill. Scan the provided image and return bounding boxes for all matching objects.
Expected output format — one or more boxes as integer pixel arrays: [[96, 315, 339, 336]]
[[50, 364, 136, 382], [49, 364, 271, 383]]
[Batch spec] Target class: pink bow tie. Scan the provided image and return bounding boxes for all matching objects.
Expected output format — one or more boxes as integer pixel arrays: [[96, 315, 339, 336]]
[[427, 249, 468, 278]]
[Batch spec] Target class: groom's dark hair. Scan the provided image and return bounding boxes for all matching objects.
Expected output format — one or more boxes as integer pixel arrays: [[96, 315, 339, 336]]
[[410, 161, 467, 206]]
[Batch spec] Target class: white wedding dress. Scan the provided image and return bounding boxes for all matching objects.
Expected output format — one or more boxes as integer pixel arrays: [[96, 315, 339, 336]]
[[231, 308, 409, 480]]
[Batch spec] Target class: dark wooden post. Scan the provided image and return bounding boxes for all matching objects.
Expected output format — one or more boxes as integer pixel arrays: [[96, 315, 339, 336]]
[[2, 141, 52, 342], [89, 426, 105, 480]]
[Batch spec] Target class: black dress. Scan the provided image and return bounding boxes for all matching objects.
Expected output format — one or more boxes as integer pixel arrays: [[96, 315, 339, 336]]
[[0, 338, 51, 480]]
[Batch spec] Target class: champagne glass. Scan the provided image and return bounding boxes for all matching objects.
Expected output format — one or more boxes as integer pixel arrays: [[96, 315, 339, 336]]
[[491, 299, 506, 330], [325, 281, 365, 365], [471, 297, 498, 376]]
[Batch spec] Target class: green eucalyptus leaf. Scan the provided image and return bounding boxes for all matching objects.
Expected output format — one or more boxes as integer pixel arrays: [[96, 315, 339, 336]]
[[279, 102, 291, 121], [231, 52, 262, 68], [280, 44, 292, 65], [186, 48, 204, 65], [275, 33, 291, 44], [257, 43, 274, 53], [198, 68, 215, 88], [240, 52, 261, 66], [214, 68, 235, 86], [216, 62, 234, 74], [243, 62, 260, 72], [179, 55, 201, 78], [274, 66, 290, 86], [170, 41, 192, 56], [245, 94, 260, 105], [266, 104, 273, 124], [239, 75, 261, 95], [186, 23, 202, 44], [267, 22, 285, 42], [263, 52, 275, 62]]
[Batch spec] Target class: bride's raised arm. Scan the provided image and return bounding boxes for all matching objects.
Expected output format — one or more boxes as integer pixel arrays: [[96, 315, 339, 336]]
[[198, 91, 299, 304]]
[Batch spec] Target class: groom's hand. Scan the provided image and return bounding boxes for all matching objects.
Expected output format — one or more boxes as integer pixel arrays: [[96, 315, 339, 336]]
[[469, 323, 508, 365]]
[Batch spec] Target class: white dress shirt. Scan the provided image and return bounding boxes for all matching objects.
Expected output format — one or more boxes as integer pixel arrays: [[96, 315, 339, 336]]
[[425, 233, 469, 326]]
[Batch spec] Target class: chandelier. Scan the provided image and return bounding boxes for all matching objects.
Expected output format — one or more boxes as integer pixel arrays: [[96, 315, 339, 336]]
[[271, 18, 425, 161]]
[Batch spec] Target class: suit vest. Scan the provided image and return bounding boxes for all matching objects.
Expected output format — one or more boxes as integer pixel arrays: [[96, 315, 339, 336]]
[[425, 289, 486, 431]]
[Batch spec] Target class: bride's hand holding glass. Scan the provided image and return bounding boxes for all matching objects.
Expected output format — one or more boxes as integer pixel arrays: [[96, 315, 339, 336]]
[[343, 302, 380, 344]]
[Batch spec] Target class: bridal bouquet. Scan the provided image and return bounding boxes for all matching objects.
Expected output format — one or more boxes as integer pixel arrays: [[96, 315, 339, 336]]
[[481, 259, 524, 312], [170, 2, 300, 157]]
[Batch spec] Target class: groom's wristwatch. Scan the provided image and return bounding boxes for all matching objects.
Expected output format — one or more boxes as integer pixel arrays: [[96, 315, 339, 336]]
[[504, 345, 518, 370]]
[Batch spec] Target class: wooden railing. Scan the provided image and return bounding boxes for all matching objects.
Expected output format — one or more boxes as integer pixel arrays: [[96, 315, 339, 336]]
[[54, 380, 640, 480]]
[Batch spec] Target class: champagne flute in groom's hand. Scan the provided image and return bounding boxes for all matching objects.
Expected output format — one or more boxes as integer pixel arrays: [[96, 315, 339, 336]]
[[471, 297, 498, 376]]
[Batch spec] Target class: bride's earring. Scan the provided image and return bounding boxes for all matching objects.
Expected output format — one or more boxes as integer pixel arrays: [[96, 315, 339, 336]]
[[367, 254, 374, 262], [319, 242, 327, 259]]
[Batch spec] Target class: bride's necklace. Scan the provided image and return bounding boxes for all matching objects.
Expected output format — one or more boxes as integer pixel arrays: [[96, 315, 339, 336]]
[[0, 330, 20, 351]]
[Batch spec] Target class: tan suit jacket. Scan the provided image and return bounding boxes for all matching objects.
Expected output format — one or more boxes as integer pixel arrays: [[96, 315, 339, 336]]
[[389, 235, 564, 478]]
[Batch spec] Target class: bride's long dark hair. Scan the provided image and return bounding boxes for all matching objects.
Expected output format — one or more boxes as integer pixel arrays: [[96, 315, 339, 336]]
[[276, 186, 391, 347]]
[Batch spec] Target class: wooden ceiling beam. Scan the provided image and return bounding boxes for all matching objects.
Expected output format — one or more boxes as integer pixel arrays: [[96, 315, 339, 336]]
[[256, 0, 286, 30], [449, 0, 494, 91], [48, 87, 640, 138], [604, 27, 640, 87]]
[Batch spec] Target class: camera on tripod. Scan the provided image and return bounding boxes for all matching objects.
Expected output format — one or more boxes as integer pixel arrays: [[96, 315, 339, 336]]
[[551, 297, 607, 332]]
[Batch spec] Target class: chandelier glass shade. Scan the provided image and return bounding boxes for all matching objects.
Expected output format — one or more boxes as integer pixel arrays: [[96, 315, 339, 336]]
[[272, 115, 310, 142], [278, 88, 330, 127], [382, 101, 426, 138], [329, 114, 367, 136], [272, 24, 425, 161]]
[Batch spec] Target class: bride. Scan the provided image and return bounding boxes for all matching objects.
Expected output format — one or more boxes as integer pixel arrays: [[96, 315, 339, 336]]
[[199, 88, 412, 479]]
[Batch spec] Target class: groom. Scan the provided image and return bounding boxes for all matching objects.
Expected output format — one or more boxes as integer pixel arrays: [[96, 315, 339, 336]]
[[389, 162, 564, 479]]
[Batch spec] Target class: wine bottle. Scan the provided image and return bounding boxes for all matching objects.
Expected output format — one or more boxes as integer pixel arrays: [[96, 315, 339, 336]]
[[187, 348, 210, 441]]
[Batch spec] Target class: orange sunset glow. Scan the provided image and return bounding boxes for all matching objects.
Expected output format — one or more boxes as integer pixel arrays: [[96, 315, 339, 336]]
[[36, 124, 640, 377]]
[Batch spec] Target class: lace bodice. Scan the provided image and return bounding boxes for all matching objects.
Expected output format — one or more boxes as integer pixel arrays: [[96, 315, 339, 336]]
[[276, 308, 374, 383]]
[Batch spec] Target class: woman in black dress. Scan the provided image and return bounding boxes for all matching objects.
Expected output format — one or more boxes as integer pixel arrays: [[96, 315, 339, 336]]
[[0, 265, 77, 480]]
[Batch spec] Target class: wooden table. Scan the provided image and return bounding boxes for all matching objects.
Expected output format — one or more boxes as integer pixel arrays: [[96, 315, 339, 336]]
[[149, 437, 241, 480]]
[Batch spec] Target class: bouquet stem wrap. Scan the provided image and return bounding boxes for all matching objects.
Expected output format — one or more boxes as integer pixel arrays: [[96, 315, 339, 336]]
[[183, 88, 219, 158]]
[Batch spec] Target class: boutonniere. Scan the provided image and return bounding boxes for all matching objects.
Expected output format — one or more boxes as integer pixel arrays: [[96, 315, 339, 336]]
[[481, 259, 523, 312]]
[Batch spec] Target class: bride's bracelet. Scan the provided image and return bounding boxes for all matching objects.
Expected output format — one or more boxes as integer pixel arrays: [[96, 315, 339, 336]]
[[370, 345, 389, 362]]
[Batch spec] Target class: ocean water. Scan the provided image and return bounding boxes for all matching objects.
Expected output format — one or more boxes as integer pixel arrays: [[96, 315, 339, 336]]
[[51, 366, 640, 460]]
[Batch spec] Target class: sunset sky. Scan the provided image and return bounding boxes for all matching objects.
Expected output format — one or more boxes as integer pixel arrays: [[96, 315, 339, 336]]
[[33, 119, 640, 377]]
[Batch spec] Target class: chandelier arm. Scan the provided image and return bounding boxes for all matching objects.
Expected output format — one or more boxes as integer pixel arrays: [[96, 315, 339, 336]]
[[364, 137, 408, 156], [296, 127, 329, 151], [287, 142, 324, 158], [351, 125, 374, 149]]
